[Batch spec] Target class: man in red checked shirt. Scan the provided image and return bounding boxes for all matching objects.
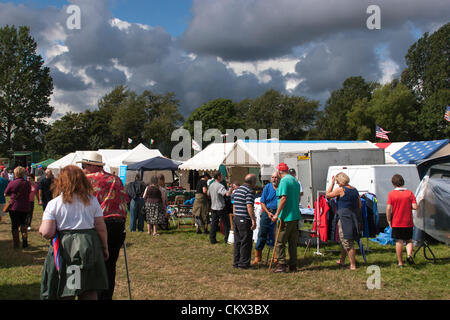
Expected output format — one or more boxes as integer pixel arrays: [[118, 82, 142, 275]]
[[79, 151, 129, 300]]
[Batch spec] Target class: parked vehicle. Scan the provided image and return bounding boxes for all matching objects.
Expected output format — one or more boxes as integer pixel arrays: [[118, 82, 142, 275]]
[[274, 148, 386, 208]]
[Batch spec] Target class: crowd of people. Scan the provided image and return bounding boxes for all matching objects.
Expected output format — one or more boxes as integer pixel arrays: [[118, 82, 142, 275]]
[[0, 151, 418, 299]]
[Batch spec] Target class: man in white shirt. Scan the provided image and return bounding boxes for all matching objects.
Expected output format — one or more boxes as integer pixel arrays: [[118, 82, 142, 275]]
[[207, 172, 232, 244]]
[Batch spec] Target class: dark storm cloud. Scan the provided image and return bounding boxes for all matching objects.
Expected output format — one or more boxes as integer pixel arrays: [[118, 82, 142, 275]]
[[183, 0, 450, 61], [1, 0, 448, 119], [50, 68, 92, 91]]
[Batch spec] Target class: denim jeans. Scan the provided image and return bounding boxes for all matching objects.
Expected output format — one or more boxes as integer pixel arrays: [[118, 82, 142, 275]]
[[129, 197, 145, 232], [210, 209, 230, 244], [255, 211, 276, 251], [232, 216, 253, 268]]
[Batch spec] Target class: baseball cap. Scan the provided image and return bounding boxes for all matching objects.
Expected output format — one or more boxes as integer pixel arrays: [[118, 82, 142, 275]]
[[276, 162, 289, 171]]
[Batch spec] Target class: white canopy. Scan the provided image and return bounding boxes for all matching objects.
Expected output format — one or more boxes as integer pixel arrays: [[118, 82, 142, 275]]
[[47, 151, 86, 176], [97, 149, 130, 173], [178, 143, 235, 171], [108, 143, 163, 168]]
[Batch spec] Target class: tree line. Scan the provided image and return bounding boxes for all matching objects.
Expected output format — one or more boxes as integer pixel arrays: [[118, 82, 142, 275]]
[[0, 23, 448, 161]]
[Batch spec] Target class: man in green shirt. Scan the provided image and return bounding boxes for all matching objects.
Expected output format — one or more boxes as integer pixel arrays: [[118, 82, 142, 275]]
[[271, 162, 301, 273]]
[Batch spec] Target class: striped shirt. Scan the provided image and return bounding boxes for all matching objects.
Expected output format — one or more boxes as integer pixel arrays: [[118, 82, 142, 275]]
[[232, 184, 256, 220]]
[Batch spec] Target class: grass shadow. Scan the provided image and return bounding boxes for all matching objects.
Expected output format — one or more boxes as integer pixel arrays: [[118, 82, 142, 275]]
[[0, 282, 41, 300], [0, 240, 47, 268]]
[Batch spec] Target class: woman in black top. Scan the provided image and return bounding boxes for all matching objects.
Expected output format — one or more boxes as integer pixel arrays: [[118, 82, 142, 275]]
[[192, 173, 210, 234]]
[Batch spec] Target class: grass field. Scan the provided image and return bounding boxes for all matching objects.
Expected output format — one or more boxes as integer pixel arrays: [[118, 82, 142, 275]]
[[0, 202, 449, 300]]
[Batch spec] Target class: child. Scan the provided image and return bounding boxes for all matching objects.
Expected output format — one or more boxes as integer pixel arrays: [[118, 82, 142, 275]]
[[386, 174, 417, 267]]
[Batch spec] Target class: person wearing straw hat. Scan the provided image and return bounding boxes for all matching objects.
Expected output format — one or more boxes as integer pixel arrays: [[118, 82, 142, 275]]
[[271, 163, 301, 273], [79, 151, 129, 300]]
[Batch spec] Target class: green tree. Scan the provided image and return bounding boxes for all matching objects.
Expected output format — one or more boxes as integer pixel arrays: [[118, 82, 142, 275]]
[[0, 25, 53, 156], [44, 112, 88, 158], [183, 98, 245, 138], [367, 81, 418, 141], [418, 88, 450, 139], [401, 23, 450, 102], [109, 90, 183, 154], [315, 76, 376, 140], [401, 23, 450, 140], [243, 89, 319, 139]]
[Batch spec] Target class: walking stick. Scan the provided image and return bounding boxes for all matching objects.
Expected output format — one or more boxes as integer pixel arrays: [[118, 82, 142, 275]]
[[122, 237, 132, 300], [268, 219, 282, 272]]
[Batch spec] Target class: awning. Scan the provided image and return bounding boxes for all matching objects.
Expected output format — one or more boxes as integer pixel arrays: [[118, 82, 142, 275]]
[[31, 159, 56, 169]]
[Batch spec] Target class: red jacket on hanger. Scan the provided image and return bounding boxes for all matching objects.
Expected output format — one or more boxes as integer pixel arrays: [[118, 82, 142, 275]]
[[312, 195, 329, 242]]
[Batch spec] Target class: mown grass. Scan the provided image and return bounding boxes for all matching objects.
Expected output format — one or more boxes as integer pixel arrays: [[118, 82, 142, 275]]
[[0, 203, 449, 300]]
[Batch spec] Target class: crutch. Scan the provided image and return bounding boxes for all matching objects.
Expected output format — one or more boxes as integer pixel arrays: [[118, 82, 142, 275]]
[[268, 219, 282, 272], [122, 235, 132, 300]]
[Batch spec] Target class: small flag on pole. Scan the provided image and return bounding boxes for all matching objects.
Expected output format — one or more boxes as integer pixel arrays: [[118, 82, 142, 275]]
[[128, 138, 132, 144], [192, 139, 201, 151], [445, 105, 450, 122], [150, 139, 154, 145], [376, 125, 391, 141]]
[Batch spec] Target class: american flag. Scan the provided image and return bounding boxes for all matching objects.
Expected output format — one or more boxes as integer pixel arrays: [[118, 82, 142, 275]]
[[127, 137, 132, 144], [376, 125, 391, 141], [445, 105, 450, 122]]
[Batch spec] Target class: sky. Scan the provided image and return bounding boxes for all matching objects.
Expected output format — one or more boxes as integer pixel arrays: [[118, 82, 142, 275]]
[[0, 0, 448, 121]]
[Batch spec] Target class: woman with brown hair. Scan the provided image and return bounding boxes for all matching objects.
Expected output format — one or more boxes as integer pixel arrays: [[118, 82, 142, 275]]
[[326, 172, 362, 270], [4, 166, 31, 248], [143, 175, 165, 236], [39, 165, 109, 300]]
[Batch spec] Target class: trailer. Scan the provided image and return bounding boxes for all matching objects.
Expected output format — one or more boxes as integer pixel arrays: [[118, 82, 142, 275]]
[[274, 148, 386, 208]]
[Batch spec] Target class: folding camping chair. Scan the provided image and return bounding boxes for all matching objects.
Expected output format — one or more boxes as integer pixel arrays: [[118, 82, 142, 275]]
[[177, 205, 195, 229]]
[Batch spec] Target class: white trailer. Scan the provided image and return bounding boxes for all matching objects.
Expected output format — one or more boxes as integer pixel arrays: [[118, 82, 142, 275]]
[[274, 148, 386, 208]]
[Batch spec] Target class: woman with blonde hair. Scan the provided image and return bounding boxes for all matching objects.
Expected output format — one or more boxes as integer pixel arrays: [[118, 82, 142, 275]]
[[39, 165, 109, 300], [4, 166, 31, 248], [326, 172, 362, 270]]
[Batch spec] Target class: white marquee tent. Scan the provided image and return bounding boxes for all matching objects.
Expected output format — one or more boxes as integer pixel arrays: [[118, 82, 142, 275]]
[[177, 140, 398, 188]]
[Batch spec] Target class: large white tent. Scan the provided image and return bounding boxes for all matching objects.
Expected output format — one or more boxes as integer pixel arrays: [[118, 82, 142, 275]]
[[178, 143, 235, 171], [98, 149, 130, 173], [108, 143, 162, 170], [178, 140, 398, 188], [47, 151, 86, 176]]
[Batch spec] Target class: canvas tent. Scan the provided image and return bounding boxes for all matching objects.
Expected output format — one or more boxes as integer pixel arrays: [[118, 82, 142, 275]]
[[31, 158, 55, 169], [108, 143, 162, 170], [128, 156, 181, 172], [178, 140, 395, 188], [98, 149, 130, 173], [108, 144, 166, 185], [47, 151, 86, 176]]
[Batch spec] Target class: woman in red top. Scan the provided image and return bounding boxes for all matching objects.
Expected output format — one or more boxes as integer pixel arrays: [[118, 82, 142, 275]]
[[386, 174, 417, 267]]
